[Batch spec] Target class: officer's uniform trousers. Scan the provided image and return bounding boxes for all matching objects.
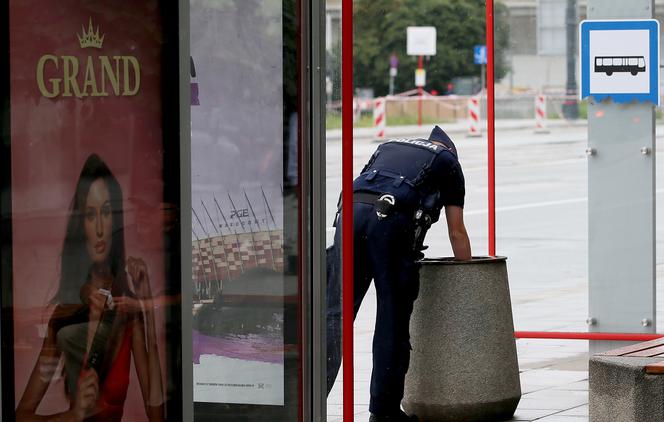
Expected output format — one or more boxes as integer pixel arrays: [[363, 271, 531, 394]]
[[327, 201, 421, 415]]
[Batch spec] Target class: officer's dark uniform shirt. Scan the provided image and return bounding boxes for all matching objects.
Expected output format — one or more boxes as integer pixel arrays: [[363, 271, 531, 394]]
[[353, 127, 465, 224]]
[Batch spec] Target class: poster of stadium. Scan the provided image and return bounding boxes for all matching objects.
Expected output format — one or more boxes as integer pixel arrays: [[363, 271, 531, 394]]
[[190, 0, 289, 407]]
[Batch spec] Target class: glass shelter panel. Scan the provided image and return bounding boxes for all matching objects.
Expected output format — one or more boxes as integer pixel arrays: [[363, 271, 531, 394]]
[[324, 0, 342, 419], [189, 0, 303, 420], [326, 1, 497, 419], [494, 0, 591, 371], [1, 1, 184, 420]]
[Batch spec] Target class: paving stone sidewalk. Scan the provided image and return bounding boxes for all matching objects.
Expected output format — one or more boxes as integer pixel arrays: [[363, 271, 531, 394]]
[[326, 283, 591, 422]]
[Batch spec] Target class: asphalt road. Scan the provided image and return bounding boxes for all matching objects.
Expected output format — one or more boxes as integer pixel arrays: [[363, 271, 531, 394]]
[[325, 123, 664, 332]]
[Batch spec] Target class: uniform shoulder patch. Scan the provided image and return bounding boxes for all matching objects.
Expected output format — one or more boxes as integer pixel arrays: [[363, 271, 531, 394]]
[[387, 138, 440, 152]]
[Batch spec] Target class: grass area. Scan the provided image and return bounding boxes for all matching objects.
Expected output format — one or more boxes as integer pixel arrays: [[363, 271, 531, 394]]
[[327, 99, 662, 129], [326, 112, 451, 130], [577, 101, 588, 119], [546, 101, 588, 120]]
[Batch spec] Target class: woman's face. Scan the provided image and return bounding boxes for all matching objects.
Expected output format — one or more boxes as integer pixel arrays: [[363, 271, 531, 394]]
[[84, 179, 113, 265]]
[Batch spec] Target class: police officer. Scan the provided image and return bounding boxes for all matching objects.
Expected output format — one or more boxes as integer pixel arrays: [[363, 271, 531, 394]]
[[327, 126, 471, 422]]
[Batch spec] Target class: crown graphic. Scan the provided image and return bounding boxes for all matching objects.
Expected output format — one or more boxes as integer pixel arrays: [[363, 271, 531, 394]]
[[77, 18, 105, 49]]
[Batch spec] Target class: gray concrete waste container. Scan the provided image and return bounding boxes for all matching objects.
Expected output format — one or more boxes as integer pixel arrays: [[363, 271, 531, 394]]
[[402, 257, 521, 422]]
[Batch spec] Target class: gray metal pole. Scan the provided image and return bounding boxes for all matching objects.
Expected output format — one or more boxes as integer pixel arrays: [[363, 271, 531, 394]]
[[587, 0, 656, 354], [481, 64, 486, 94], [178, 0, 193, 416], [562, 0, 579, 119], [312, 0, 328, 414]]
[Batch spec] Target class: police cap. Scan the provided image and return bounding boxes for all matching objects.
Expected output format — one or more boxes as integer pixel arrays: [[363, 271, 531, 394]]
[[428, 125, 458, 157]]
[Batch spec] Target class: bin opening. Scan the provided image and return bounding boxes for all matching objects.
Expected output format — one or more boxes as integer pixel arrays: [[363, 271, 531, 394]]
[[422, 256, 507, 264]]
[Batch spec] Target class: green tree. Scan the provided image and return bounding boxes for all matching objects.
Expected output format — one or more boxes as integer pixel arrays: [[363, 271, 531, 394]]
[[353, 0, 510, 96]]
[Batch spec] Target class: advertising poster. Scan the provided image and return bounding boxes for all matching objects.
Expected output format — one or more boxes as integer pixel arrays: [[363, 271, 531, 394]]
[[6, 1, 179, 420], [190, 0, 289, 407]]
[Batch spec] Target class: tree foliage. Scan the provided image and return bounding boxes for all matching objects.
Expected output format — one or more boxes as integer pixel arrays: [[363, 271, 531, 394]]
[[353, 0, 510, 96]]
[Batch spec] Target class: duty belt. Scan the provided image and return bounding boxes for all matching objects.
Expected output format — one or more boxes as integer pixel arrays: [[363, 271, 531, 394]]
[[353, 191, 382, 204]]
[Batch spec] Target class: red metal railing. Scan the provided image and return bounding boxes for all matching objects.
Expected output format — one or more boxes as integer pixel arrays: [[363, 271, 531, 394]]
[[341, 0, 354, 419], [486, 0, 496, 257]]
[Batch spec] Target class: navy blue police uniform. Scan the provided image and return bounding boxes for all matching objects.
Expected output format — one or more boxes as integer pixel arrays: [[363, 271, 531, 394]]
[[326, 126, 466, 420]]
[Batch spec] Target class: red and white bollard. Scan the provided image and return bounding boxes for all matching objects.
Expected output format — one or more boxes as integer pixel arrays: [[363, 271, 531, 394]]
[[353, 98, 360, 123], [467, 95, 482, 137], [373, 97, 386, 141], [535, 94, 549, 134]]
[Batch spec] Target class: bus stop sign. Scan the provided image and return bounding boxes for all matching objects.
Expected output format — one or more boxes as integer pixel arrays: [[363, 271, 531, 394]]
[[580, 19, 660, 105]]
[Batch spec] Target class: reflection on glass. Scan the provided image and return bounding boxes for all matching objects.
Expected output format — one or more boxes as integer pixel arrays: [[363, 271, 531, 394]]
[[190, 0, 300, 419], [5, 2, 181, 421], [17, 155, 163, 421]]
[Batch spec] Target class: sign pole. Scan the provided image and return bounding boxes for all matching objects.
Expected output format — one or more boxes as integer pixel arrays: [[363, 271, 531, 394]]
[[418, 55, 423, 126], [407, 27, 435, 126], [481, 63, 486, 95], [389, 54, 398, 96], [583, 1, 657, 354]]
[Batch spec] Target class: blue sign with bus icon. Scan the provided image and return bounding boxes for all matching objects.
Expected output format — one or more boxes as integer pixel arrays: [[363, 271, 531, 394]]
[[580, 20, 660, 105]]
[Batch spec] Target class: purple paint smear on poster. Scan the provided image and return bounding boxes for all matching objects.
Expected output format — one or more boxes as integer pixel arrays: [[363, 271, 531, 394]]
[[192, 330, 282, 365]]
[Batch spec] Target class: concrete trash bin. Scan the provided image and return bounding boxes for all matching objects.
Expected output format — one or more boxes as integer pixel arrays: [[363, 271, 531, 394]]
[[402, 257, 521, 422]]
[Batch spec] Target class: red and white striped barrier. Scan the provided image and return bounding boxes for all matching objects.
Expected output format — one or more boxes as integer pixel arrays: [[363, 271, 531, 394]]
[[353, 98, 360, 122], [467, 95, 482, 137], [535, 94, 549, 133], [373, 97, 386, 141]]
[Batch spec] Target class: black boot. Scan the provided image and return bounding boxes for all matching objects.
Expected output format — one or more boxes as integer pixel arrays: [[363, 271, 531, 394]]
[[368, 411, 418, 422]]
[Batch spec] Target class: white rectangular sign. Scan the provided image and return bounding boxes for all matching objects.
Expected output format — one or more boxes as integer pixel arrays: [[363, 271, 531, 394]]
[[407, 26, 437, 56]]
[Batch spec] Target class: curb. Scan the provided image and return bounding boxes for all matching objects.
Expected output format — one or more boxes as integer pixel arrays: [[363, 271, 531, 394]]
[[325, 119, 589, 141]]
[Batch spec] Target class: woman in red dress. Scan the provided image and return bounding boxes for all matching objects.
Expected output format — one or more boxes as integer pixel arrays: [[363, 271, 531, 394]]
[[17, 154, 164, 421]]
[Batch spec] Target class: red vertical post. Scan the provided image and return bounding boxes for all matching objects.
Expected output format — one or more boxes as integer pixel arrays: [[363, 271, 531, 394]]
[[341, 0, 354, 419], [418, 55, 423, 126], [486, 0, 496, 256]]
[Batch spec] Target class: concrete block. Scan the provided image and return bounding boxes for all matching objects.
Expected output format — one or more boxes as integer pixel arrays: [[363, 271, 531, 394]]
[[589, 356, 664, 422], [402, 257, 521, 421]]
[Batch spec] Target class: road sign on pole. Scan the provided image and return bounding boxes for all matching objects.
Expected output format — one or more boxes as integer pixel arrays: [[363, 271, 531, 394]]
[[579, 19, 660, 105], [585, 3, 657, 355], [415, 69, 426, 87], [407, 27, 437, 56], [390, 53, 399, 68], [407, 27, 436, 126], [474, 45, 487, 65], [475, 45, 487, 93], [389, 54, 398, 95]]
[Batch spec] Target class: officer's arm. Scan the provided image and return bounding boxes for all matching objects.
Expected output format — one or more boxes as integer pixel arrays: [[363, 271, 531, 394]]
[[445, 205, 471, 260]]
